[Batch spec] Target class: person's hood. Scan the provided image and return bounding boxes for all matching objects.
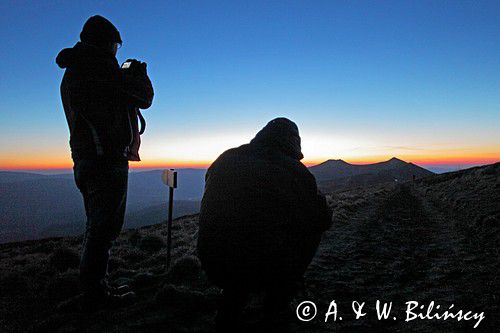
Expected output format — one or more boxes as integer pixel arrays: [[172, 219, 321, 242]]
[[56, 42, 118, 69], [250, 117, 304, 160], [80, 15, 122, 47]]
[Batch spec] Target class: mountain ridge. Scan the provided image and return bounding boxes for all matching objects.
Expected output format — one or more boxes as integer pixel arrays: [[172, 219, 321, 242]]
[[309, 157, 434, 191]]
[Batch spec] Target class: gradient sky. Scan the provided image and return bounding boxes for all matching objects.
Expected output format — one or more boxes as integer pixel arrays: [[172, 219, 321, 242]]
[[0, 0, 499, 170]]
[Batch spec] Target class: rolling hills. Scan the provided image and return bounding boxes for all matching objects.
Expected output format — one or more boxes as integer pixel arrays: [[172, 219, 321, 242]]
[[0, 169, 205, 243], [0, 159, 448, 243], [0, 162, 498, 331]]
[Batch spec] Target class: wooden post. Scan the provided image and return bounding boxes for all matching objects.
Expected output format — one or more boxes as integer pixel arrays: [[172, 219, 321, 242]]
[[162, 169, 177, 269]]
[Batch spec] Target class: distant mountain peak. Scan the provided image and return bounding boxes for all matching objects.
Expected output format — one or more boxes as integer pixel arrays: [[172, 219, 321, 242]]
[[309, 156, 433, 185], [325, 159, 349, 164], [383, 157, 408, 165]]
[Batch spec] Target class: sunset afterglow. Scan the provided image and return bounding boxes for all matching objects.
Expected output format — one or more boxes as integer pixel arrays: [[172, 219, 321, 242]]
[[1, 1, 499, 172]]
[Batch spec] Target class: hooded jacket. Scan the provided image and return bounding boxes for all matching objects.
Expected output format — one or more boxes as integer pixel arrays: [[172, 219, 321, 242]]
[[197, 118, 332, 289], [56, 42, 154, 161]]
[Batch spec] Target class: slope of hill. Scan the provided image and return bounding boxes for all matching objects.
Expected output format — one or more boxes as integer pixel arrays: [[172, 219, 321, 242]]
[[38, 200, 202, 238], [127, 169, 205, 210], [0, 163, 498, 331], [0, 178, 84, 243], [0, 171, 48, 183], [414, 162, 500, 247], [310, 157, 434, 192], [0, 169, 206, 243]]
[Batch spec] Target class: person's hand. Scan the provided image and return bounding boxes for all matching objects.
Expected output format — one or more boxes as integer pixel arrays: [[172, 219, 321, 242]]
[[123, 59, 147, 75]]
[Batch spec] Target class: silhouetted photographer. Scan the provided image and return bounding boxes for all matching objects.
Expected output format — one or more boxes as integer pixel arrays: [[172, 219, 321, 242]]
[[56, 15, 154, 307], [197, 118, 332, 331]]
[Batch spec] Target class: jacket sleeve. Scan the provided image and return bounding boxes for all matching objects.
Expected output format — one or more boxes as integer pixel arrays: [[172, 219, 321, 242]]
[[314, 191, 333, 232]]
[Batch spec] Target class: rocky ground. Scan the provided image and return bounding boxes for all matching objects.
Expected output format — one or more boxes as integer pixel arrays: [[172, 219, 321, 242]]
[[0, 163, 498, 332]]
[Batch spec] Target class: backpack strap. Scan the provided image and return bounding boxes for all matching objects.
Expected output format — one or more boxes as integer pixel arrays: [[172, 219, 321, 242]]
[[137, 110, 146, 135]]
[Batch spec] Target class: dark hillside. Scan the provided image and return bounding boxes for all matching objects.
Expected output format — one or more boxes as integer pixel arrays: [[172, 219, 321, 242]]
[[0, 163, 498, 331], [0, 168, 206, 243], [0, 171, 48, 183]]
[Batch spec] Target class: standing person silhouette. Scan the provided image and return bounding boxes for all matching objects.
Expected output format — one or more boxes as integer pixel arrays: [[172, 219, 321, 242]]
[[198, 118, 332, 331], [56, 15, 154, 307]]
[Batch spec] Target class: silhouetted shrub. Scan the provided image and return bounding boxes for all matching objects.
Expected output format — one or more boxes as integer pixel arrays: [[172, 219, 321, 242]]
[[166, 255, 202, 284], [48, 247, 80, 272], [138, 235, 165, 253]]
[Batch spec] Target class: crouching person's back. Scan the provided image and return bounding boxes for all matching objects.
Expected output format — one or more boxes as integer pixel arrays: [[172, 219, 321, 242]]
[[197, 118, 332, 331]]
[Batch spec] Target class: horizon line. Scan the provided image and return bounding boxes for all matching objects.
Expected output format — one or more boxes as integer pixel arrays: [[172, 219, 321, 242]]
[[1, 156, 498, 172]]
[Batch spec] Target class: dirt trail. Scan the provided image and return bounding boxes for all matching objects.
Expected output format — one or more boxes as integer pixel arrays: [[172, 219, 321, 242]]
[[297, 183, 494, 332]]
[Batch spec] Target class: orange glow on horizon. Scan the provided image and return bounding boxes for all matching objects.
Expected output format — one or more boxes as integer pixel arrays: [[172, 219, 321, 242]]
[[304, 156, 500, 167], [0, 159, 212, 171], [1, 155, 499, 171]]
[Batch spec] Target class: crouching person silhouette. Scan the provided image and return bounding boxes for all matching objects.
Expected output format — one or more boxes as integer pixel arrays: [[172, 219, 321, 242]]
[[197, 118, 332, 331], [56, 15, 153, 307]]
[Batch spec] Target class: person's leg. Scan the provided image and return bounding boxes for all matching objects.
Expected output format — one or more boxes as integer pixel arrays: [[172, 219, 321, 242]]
[[75, 159, 128, 298], [102, 168, 128, 293], [215, 287, 248, 332]]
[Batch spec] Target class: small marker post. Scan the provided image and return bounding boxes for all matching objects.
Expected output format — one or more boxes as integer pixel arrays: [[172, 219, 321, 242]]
[[161, 169, 178, 269]]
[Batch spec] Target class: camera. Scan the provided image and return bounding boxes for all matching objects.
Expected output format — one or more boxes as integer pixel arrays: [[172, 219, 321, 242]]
[[121, 61, 132, 69], [121, 59, 147, 75]]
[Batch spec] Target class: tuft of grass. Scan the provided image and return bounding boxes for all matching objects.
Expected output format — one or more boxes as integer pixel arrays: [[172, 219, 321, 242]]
[[166, 255, 202, 285], [138, 235, 165, 253], [122, 247, 147, 264]]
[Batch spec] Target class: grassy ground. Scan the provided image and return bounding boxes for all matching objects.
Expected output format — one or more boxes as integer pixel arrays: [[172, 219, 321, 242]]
[[0, 163, 498, 332]]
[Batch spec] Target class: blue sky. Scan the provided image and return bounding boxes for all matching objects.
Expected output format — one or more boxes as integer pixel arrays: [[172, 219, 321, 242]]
[[0, 0, 499, 169]]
